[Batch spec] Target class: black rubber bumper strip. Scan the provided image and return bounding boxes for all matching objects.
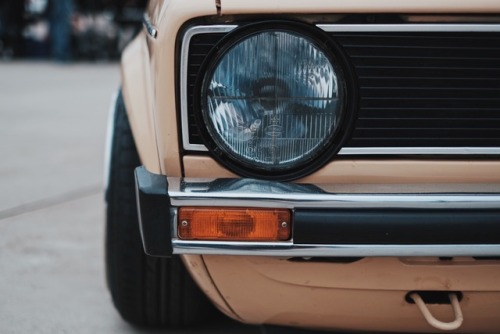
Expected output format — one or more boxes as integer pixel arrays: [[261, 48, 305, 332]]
[[294, 209, 500, 245], [135, 166, 173, 256]]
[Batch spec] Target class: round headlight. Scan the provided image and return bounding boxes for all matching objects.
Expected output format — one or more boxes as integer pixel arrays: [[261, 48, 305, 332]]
[[198, 23, 350, 180]]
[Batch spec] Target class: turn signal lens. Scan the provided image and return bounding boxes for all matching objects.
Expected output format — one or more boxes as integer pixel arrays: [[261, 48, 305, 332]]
[[178, 207, 291, 241]]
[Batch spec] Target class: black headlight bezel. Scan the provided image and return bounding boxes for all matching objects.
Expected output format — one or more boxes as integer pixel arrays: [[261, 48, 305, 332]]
[[194, 21, 358, 181]]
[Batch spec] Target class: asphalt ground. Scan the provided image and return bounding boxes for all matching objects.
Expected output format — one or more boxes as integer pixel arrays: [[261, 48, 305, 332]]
[[0, 62, 261, 334]]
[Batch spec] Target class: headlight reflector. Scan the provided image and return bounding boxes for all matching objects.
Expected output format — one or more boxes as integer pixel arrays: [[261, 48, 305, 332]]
[[199, 25, 347, 179]]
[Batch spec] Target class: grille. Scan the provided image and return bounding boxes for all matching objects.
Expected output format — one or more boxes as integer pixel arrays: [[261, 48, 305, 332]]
[[185, 27, 500, 152], [337, 31, 500, 148], [186, 32, 227, 146]]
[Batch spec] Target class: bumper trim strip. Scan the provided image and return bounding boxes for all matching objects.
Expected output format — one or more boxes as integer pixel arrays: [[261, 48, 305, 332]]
[[294, 209, 500, 245], [135, 169, 500, 257], [172, 240, 500, 257], [166, 177, 500, 257]]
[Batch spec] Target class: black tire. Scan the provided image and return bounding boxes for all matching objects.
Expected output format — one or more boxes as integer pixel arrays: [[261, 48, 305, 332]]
[[105, 91, 215, 327]]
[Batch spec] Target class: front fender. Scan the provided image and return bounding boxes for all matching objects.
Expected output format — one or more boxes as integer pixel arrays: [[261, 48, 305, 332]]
[[121, 32, 161, 174]]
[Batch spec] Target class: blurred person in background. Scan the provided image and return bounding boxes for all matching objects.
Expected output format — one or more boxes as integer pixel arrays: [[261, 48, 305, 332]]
[[0, 1, 24, 58], [1, 0, 145, 61], [49, 0, 74, 62]]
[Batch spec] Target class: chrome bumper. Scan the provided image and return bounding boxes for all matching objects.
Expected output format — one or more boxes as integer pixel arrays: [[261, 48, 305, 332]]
[[135, 166, 500, 258]]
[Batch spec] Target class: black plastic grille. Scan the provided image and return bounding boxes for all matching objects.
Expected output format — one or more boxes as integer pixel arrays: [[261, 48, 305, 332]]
[[185, 28, 500, 150], [337, 32, 500, 147], [186, 33, 227, 146]]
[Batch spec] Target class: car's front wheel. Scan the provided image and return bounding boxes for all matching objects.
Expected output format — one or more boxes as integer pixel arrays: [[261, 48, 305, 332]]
[[105, 91, 215, 327]]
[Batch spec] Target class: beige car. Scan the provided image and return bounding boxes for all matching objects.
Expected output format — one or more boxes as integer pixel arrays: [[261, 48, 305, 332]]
[[104, 1, 500, 332]]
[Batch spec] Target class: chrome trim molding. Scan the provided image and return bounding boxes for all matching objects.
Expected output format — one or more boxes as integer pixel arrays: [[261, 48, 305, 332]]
[[170, 192, 500, 209], [168, 178, 500, 210], [143, 14, 158, 38], [172, 240, 500, 257], [103, 90, 119, 191], [180, 23, 500, 156], [180, 25, 238, 152], [317, 23, 500, 32]]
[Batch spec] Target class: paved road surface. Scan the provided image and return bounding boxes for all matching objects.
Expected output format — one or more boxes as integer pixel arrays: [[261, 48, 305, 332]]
[[0, 62, 261, 334]]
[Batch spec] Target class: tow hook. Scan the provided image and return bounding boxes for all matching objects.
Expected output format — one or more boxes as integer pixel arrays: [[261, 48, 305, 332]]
[[407, 291, 464, 331]]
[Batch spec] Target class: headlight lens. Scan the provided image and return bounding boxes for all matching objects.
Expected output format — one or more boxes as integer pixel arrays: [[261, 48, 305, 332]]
[[200, 25, 346, 178]]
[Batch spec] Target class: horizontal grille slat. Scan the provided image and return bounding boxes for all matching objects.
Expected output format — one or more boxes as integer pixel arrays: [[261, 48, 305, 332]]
[[348, 139, 500, 147], [360, 99, 499, 109], [359, 108, 500, 119], [185, 27, 500, 152], [357, 68, 500, 79], [361, 88, 500, 99], [356, 119, 500, 128]]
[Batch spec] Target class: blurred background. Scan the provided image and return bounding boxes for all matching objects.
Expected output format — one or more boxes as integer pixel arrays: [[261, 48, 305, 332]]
[[0, 0, 146, 62]]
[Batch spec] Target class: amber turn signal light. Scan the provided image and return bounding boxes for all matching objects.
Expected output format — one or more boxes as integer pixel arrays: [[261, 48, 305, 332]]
[[178, 207, 291, 241]]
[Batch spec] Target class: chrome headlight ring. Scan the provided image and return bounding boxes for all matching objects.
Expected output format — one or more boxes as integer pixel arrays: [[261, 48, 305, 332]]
[[195, 21, 357, 181]]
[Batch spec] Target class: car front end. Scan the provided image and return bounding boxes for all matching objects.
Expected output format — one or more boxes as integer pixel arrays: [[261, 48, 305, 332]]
[[110, 1, 500, 332]]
